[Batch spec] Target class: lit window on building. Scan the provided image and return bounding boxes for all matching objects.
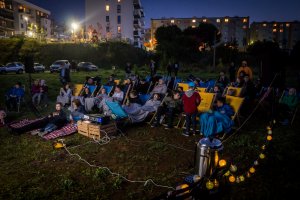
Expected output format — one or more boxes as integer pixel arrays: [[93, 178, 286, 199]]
[[216, 19, 220, 23], [37, 11, 40, 16], [203, 19, 207, 22], [263, 24, 267, 27], [117, 26, 121, 33], [192, 19, 196, 23], [118, 0, 121, 2], [280, 29, 283, 32], [273, 29, 277, 32], [243, 25, 247, 29], [106, 5, 110, 11], [286, 23, 290, 27], [0, 1, 5, 9], [243, 18, 247, 23], [225, 18, 229, 23], [273, 24, 277, 27], [171, 20, 174, 23], [192, 25, 196, 28]]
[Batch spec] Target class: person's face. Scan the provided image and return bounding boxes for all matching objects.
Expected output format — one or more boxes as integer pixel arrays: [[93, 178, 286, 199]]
[[244, 76, 249, 82], [65, 84, 70, 89], [34, 80, 39, 85], [153, 94, 159, 100], [85, 88, 89, 93], [88, 78, 93, 84], [289, 89, 295, 96], [56, 104, 62, 111], [159, 79, 163, 85], [115, 87, 121, 92], [173, 93, 180, 100], [15, 84, 20, 88], [216, 100, 223, 107], [101, 89, 106, 94], [242, 62, 247, 67], [214, 87, 219, 92]]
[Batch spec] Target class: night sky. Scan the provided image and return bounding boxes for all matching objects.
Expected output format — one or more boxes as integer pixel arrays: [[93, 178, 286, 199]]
[[27, 0, 300, 27]]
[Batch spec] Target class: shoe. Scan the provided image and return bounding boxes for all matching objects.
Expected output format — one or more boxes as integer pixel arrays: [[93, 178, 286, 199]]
[[31, 130, 40, 136], [164, 126, 173, 130], [182, 132, 190, 137], [151, 124, 158, 128]]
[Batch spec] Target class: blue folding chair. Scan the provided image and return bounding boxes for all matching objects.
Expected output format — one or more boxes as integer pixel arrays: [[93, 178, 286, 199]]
[[105, 101, 128, 119], [139, 94, 151, 105]]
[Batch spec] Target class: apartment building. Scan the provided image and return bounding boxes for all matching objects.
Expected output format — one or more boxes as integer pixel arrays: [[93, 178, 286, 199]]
[[151, 16, 250, 50], [250, 21, 300, 50], [85, 0, 145, 47], [0, 0, 14, 37]]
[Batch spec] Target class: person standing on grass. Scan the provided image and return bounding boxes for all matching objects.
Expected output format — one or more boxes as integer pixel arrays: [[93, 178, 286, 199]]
[[182, 82, 201, 136], [237, 60, 253, 80]]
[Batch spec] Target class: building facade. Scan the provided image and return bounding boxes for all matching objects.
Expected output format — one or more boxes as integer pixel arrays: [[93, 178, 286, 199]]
[[151, 16, 250, 50], [85, 0, 145, 47], [250, 21, 300, 50], [0, 0, 14, 37], [12, 0, 51, 38]]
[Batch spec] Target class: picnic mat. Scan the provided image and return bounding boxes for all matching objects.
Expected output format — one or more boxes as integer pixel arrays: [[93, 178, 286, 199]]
[[43, 123, 78, 140]]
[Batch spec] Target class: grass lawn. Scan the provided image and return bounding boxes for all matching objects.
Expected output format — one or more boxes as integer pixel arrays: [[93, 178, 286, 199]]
[[0, 70, 299, 199]]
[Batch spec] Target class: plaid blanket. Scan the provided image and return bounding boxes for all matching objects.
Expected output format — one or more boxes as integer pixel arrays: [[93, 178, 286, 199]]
[[43, 123, 78, 140], [8, 117, 48, 134]]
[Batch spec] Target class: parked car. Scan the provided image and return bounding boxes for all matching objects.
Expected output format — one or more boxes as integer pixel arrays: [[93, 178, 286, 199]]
[[34, 63, 45, 72], [77, 62, 98, 71], [0, 62, 24, 74], [50, 60, 70, 73]]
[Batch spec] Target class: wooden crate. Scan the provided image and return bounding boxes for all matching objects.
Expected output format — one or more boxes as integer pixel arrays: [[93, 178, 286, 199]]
[[77, 120, 90, 137], [89, 123, 101, 140]]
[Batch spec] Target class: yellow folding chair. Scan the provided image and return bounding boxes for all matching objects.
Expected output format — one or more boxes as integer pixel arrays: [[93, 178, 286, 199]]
[[224, 86, 243, 97], [73, 84, 84, 96], [225, 95, 244, 122], [177, 83, 189, 92], [196, 87, 207, 93], [114, 79, 121, 85]]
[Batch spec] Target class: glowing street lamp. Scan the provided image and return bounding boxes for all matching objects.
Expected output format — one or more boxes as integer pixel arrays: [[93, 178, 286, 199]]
[[71, 22, 79, 42]]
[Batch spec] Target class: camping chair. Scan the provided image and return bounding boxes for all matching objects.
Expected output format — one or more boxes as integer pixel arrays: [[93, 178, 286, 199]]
[[147, 93, 169, 125], [223, 86, 243, 97], [178, 92, 216, 129], [114, 79, 121, 85], [122, 84, 133, 105], [97, 85, 114, 97], [225, 95, 244, 124], [105, 101, 128, 120], [85, 85, 98, 97], [173, 77, 182, 90]]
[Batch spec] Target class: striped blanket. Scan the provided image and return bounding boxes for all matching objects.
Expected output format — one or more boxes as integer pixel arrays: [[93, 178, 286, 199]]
[[43, 123, 78, 140]]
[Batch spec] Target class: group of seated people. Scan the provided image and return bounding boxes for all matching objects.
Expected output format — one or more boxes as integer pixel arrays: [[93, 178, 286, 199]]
[[31, 79, 49, 107]]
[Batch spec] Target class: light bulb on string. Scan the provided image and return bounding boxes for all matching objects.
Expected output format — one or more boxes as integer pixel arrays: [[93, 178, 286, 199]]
[[259, 153, 266, 159], [254, 160, 259, 166], [267, 135, 273, 141], [206, 180, 214, 190], [229, 175, 236, 183], [230, 164, 237, 172], [239, 175, 245, 182], [249, 167, 256, 174]]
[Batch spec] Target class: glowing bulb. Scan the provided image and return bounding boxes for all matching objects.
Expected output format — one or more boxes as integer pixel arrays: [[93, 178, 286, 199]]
[[206, 180, 214, 190], [254, 160, 259, 166], [259, 153, 266, 159], [213, 179, 219, 188], [239, 175, 245, 182], [230, 165, 237, 172], [236, 176, 240, 183], [267, 135, 273, 141], [246, 172, 251, 178], [266, 126, 271, 130], [268, 130, 272, 135], [229, 176, 236, 183], [224, 171, 230, 176], [249, 167, 256, 174], [219, 159, 227, 167], [261, 145, 266, 150]]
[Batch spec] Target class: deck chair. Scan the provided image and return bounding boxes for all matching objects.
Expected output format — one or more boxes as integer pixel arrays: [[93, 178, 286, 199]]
[[105, 101, 128, 120], [173, 77, 182, 90], [85, 85, 98, 97], [178, 92, 216, 129], [73, 84, 84, 96], [139, 94, 151, 105], [177, 83, 189, 92], [97, 85, 114, 97], [225, 95, 244, 123], [114, 79, 121, 85], [223, 86, 243, 97], [122, 84, 133, 105], [196, 87, 207, 93]]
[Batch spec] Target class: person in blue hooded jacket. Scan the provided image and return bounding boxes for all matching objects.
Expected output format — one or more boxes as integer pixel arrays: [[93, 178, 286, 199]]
[[5, 82, 25, 111], [200, 96, 234, 138]]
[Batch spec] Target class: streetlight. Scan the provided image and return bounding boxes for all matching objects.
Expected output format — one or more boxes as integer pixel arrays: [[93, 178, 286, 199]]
[[71, 22, 79, 42]]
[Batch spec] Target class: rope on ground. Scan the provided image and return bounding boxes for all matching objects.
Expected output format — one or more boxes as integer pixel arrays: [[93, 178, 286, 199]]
[[222, 73, 278, 144], [61, 133, 176, 191]]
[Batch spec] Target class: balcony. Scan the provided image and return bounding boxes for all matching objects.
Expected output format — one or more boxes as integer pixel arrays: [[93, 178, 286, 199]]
[[133, 20, 141, 28], [133, 30, 141, 38], [133, 0, 141, 9], [0, 10, 14, 21], [134, 10, 141, 19]]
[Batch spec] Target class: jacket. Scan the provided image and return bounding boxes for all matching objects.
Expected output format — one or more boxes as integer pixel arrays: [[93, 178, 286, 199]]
[[182, 90, 201, 114]]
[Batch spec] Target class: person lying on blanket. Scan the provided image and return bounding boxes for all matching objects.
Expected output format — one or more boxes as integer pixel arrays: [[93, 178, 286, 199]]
[[200, 96, 234, 139], [32, 102, 68, 137]]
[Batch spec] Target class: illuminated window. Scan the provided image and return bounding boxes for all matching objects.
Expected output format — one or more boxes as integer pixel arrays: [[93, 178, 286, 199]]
[[0, 1, 5, 9], [192, 25, 196, 28], [203, 19, 207, 22], [171, 20, 174, 23], [263, 24, 267, 27], [286, 23, 290, 27], [216, 19, 220, 23], [243, 18, 247, 23], [225, 18, 229, 23], [118, 0, 121, 2], [273, 29, 277, 32], [243, 25, 247, 29], [280, 29, 283, 33], [273, 24, 277, 27], [106, 5, 110, 11], [117, 26, 121, 33], [37, 11, 40, 16], [192, 19, 196, 23]]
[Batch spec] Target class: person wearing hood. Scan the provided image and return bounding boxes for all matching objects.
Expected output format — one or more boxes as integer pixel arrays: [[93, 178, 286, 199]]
[[182, 82, 201, 136]]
